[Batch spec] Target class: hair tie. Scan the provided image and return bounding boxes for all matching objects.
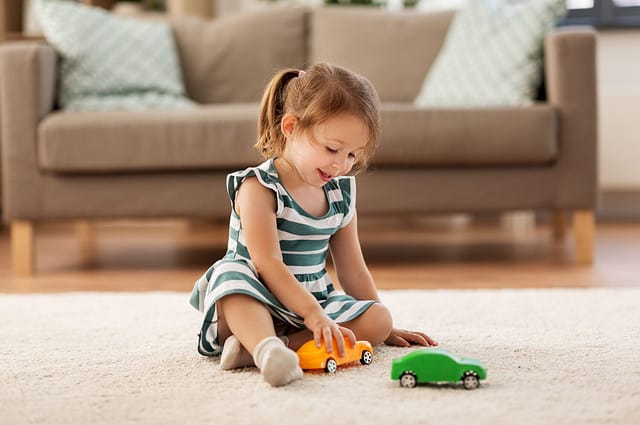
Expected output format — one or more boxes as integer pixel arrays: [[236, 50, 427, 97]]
[[298, 70, 306, 78]]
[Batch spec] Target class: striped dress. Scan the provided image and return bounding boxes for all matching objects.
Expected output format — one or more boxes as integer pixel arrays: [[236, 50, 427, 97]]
[[189, 159, 375, 356]]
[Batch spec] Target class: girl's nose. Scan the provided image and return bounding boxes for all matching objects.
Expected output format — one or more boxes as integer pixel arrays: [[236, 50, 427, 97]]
[[334, 155, 349, 169], [333, 155, 352, 174], [332, 161, 346, 174]]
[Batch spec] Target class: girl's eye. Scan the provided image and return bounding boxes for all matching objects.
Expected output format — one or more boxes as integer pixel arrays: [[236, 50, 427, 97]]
[[326, 147, 338, 153]]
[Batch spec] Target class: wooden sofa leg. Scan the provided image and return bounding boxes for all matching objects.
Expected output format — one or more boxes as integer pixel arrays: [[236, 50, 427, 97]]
[[75, 220, 96, 267], [552, 211, 567, 241], [573, 210, 594, 265], [11, 220, 35, 277]]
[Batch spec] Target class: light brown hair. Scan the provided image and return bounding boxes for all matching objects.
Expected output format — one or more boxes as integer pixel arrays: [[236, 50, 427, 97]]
[[256, 63, 381, 174]]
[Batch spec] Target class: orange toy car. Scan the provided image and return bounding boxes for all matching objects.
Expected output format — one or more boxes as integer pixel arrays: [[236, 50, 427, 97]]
[[296, 337, 373, 373]]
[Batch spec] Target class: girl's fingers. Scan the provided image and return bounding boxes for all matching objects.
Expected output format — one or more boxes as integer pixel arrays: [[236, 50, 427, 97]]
[[323, 327, 333, 353], [406, 332, 429, 346], [339, 326, 356, 347], [385, 334, 410, 347], [385, 329, 438, 347], [409, 331, 438, 346], [425, 334, 438, 346], [403, 330, 438, 347], [314, 329, 323, 348], [333, 327, 345, 357]]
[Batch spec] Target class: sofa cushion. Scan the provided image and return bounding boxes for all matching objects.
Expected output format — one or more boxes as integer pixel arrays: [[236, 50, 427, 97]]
[[375, 103, 558, 166], [415, 0, 566, 107], [172, 7, 306, 104], [38, 103, 557, 174], [38, 104, 263, 174], [310, 7, 454, 102], [34, 0, 193, 111]]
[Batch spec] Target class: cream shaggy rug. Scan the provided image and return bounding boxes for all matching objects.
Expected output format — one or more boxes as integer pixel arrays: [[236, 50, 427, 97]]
[[1, 289, 639, 425]]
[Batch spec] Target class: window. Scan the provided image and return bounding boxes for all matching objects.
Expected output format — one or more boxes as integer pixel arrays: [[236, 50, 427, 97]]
[[562, 0, 640, 28]]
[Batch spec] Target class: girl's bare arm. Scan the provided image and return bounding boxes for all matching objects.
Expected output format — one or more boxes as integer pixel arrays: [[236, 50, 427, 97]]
[[329, 213, 438, 347]]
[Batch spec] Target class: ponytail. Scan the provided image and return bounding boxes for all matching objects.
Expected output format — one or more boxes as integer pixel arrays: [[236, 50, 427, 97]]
[[255, 69, 299, 159]]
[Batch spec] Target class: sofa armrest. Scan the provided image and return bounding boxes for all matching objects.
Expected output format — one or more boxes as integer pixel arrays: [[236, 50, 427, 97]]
[[0, 42, 58, 221], [544, 27, 598, 207]]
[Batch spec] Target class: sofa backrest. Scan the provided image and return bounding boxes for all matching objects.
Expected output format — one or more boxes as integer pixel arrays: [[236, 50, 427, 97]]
[[310, 7, 454, 102], [172, 6, 454, 105], [171, 7, 307, 104]]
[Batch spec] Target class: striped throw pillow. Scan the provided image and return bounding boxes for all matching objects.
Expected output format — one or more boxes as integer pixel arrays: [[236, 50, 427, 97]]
[[34, 0, 194, 111], [415, 0, 566, 108]]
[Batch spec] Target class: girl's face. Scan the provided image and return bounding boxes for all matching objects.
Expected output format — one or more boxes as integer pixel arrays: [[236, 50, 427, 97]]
[[282, 113, 368, 187]]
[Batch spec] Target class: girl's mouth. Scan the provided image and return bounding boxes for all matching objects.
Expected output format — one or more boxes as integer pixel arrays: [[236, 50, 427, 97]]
[[318, 169, 332, 182]]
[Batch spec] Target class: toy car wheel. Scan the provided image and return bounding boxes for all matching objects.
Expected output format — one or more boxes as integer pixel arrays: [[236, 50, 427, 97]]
[[325, 358, 338, 373], [462, 371, 480, 390], [399, 372, 417, 388], [360, 350, 373, 365]]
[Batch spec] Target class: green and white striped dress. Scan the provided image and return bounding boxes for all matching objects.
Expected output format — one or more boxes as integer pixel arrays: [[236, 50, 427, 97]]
[[189, 159, 376, 356]]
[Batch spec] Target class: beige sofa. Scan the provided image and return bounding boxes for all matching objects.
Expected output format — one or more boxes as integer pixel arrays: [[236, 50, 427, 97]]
[[0, 7, 597, 276]]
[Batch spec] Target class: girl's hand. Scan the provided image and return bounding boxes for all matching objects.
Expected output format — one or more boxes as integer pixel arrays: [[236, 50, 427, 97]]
[[304, 311, 356, 357], [385, 327, 438, 347]]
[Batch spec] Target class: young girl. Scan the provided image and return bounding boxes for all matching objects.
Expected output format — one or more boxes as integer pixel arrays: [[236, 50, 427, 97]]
[[190, 63, 437, 387]]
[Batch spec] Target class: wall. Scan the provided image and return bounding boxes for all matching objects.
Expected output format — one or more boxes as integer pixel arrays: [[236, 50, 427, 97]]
[[597, 29, 640, 190]]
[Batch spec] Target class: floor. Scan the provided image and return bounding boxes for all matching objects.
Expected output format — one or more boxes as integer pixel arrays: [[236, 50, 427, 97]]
[[1, 216, 639, 293]]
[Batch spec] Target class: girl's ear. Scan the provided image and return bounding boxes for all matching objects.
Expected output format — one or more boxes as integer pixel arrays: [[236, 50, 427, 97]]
[[281, 114, 298, 137]]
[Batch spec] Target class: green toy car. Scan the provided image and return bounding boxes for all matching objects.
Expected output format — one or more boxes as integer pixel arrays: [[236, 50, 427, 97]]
[[391, 348, 487, 390]]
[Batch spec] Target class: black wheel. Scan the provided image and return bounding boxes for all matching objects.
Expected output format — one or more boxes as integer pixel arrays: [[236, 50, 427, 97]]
[[462, 371, 480, 390], [325, 358, 338, 373], [360, 350, 373, 365], [399, 371, 417, 388]]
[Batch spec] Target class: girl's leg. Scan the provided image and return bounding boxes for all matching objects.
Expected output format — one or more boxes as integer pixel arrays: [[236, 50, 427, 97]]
[[217, 294, 276, 352], [215, 294, 267, 370], [217, 294, 302, 386], [341, 303, 393, 346], [217, 298, 288, 370]]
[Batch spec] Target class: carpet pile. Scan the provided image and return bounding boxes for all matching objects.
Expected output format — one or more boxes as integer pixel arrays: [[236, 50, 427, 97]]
[[1, 289, 638, 425]]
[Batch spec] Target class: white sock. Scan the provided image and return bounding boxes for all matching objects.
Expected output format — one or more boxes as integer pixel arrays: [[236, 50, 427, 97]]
[[220, 335, 254, 370], [252, 336, 303, 387], [220, 335, 289, 371]]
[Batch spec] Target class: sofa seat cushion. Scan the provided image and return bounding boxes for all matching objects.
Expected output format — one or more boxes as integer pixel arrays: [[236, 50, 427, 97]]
[[38, 103, 557, 174], [375, 103, 558, 166], [38, 104, 263, 174]]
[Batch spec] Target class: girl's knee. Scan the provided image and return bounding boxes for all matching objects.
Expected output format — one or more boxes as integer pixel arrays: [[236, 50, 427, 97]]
[[356, 303, 392, 345], [372, 303, 393, 335]]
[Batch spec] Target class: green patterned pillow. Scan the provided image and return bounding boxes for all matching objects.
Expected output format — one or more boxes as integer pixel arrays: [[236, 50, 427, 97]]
[[34, 0, 194, 111], [415, 0, 566, 108]]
